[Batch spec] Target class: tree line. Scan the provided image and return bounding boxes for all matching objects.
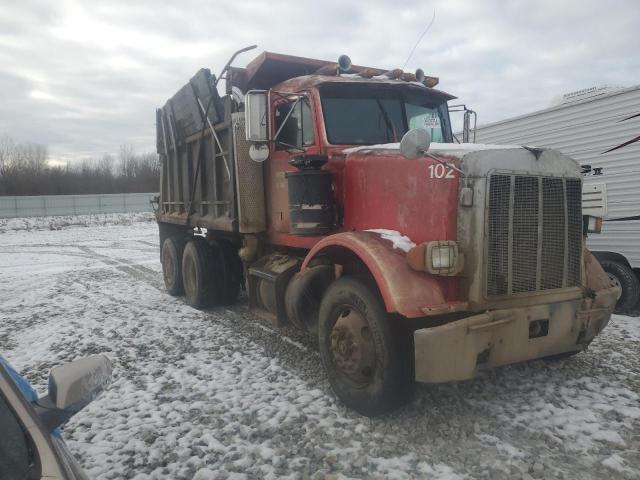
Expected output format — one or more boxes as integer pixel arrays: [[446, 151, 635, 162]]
[[0, 135, 160, 196]]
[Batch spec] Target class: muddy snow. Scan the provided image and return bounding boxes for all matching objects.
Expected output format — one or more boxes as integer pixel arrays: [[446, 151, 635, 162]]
[[0, 215, 638, 479]]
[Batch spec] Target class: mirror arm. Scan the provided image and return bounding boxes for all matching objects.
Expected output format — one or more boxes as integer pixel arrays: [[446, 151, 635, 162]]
[[33, 395, 74, 431], [276, 141, 306, 153], [426, 152, 465, 176]]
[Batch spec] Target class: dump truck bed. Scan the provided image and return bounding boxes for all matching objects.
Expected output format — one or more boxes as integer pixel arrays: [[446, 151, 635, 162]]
[[156, 68, 266, 233]]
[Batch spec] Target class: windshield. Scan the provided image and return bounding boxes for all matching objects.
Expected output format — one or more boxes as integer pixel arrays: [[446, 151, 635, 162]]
[[320, 85, 452, 145]]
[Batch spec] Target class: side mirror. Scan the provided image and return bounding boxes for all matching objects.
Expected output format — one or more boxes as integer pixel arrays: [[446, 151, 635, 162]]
[[35, 355, 112, 430], [400, 128, 432, 159], [245, 90, 269, 142]]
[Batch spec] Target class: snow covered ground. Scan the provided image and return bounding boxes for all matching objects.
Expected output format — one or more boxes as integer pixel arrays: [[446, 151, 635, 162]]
[[0, 215, 638, 480]]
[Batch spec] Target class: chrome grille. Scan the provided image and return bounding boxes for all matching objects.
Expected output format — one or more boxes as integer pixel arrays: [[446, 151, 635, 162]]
[[541, 178, 565, 289], [566, 178, 582, 286], [487, 175, 510, 295], [487, 174, 582, 297]]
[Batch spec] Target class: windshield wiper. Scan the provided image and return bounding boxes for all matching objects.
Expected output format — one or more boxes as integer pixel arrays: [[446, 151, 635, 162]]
[[375, 99, 396, 142]]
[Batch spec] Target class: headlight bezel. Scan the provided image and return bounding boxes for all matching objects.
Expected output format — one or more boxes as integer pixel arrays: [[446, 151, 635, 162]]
[[407, 240, 464, 276], [425, 240, 463, 275]]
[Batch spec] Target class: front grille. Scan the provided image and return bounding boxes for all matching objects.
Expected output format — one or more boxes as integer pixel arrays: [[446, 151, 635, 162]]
[[487, 174, 582, 297]]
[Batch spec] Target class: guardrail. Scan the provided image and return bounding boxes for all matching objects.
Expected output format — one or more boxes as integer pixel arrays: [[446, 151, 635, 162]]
[[0, 193, 158, 218]]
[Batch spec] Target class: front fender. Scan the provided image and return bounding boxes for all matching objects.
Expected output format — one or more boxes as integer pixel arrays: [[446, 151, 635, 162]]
[[301, 231, 460, 318]]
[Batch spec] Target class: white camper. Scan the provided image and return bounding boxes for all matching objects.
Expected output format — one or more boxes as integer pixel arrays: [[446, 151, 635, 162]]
[[473, 85, 640, 313]]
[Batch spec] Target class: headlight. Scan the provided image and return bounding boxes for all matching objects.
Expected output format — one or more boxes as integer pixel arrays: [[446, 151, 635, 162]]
[[407, 240, 464, 276], [431, 245, 456, 269]]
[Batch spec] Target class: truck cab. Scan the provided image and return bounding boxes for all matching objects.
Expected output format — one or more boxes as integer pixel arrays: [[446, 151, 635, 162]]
[[155, 50, 619, 416], [254, 73, 455, 247]]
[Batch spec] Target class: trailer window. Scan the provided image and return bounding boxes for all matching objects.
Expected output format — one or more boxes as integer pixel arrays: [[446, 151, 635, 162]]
[[274, 99, 314, 150], [320, 85, 450, 145]]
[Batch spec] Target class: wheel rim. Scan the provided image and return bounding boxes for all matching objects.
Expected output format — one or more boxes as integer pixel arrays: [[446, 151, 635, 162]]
[[607, 272, 621, 290], [162, 247, 175, 286], [329, 305, 376, 386]]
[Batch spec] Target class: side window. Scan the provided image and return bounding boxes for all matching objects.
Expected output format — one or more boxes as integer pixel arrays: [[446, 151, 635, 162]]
[[406, 104, 444, 142], [274, 99, 314, 149], [0, 393, 38, 480]]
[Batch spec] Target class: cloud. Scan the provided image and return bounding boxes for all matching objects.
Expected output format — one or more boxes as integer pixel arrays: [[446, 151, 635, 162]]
[[0, 0, 639, 162]]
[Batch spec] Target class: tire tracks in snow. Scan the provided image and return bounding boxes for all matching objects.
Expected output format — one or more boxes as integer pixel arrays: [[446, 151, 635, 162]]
[[77, 246, 164, 292], [77, 244, 322, 377], [4, 224, 640, 479]]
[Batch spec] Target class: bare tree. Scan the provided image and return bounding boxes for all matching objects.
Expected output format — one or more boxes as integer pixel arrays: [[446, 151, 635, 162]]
[[0, 134, 15, 176], [119, 144, 136, 179], [0, 135, 159, 195], [98, 154, 114, 176]]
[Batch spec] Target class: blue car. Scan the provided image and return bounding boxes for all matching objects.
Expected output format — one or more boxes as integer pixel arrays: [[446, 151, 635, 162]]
[[0, 355, 112, 480]]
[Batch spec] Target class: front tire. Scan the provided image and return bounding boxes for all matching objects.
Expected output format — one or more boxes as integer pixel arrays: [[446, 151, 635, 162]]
[[318, 277, 411, 416], [600, 260, 640, 314]]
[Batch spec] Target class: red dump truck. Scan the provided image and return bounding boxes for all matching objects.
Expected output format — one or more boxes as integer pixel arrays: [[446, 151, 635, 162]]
[[155, 47, 619, 415]]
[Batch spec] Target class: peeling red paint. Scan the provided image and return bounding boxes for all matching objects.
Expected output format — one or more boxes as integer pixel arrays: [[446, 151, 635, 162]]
[[301, 231, 453, 318]]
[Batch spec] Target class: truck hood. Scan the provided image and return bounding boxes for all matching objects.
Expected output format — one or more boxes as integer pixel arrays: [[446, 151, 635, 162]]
[[343, 142, 524, 158], [342, 142, 581, 178]]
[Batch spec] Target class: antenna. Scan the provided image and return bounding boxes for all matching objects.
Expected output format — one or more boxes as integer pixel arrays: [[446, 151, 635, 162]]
[[402, 10, 436, 70]]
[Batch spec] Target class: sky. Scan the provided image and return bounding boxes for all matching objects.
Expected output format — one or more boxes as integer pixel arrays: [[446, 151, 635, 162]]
[[1, 0, 639, 165]]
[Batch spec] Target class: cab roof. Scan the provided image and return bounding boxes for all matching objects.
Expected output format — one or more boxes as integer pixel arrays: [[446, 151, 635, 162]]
[[273, 74, 456, 102]]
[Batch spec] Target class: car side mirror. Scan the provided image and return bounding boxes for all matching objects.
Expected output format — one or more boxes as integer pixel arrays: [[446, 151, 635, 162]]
[[400, 128, 431, 159], [35, 355, 112, 430], [245, 90, 271, 162], [245, 90, 269, 142]]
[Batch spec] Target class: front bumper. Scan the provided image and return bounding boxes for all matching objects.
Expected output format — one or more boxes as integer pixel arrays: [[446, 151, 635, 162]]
[[414, 285, 619, 383]]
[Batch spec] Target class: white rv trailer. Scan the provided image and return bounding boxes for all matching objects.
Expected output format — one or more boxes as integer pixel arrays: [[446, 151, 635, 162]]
[[472, 85, 640, 313]]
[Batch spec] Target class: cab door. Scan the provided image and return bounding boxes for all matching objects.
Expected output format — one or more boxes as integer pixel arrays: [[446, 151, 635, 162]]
[[266, 95, 319, 234]]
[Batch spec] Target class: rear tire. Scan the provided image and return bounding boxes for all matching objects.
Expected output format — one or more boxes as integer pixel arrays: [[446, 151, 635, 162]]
[[161, 236, 185, 296], [318, 277, 411, 416], [182, 239, 217, 308], [600, 260, 640, 314]]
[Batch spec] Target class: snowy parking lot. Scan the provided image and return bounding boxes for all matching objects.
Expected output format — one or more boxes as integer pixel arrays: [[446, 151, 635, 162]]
[[0, 215, 638, 480]]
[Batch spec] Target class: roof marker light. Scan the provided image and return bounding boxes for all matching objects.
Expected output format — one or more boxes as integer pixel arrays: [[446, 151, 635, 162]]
[[385, 68, 404, 79], [423, 76, 439, 88]]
